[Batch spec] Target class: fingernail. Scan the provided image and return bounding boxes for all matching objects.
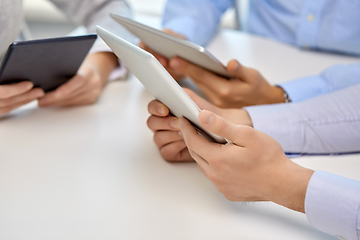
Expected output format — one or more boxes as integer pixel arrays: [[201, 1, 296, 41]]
[[170, 58, 180, 68], [158, 105, 166, 115], [35, 90, 44, 98], [23, 82, 33, 90], [200, 111, 214, 124], [233, 61, 239, 71], [178, 131, 182, 136], [170, 118, 179, 129]]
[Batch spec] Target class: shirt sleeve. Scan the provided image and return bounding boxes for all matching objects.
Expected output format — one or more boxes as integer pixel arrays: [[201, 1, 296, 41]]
[[162, 0, 233, 46], [244, 83, 360, 154], [278, 63, 360, 103], [49, 0, 137, 80], [305, 171, 360, 240]]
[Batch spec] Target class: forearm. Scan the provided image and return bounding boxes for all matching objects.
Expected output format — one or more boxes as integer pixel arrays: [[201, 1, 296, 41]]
[[244, 83, 360, 154], [270, 161, 314, 213], [278, 63, 360, 103], [271, 165, 360, 239]]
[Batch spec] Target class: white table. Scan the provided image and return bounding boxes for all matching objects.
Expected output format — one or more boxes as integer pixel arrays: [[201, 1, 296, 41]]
[[0, 29, 359, 240]]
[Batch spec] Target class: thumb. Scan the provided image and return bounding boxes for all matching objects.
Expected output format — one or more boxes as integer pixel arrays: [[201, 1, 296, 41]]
[[198, 110, 253, 147], [183, 88, 216, 112], [227, 60, 248, 81]]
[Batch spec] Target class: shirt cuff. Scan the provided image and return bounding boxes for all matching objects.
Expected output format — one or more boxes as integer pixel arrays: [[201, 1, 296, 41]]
[[305, 171, 360, 240], [88, 44, 128, 81], [244, 103, 302, 153], [278, 75, 329, 103]]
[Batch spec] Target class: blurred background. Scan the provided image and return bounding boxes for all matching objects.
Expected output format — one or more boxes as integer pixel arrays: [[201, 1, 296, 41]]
[[23, 0, 237, 39]]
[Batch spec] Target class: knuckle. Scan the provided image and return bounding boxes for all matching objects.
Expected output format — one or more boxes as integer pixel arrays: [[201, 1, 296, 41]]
[[216, 119, 228, 135], [160, 147, 176, 162], [146, 116, 156, 130], [218, 87, 230, 98], [153, 132, 164, 147]]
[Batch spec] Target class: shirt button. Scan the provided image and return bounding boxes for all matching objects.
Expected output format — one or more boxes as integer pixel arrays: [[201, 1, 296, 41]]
[[307, 14, 315, 22], [337, 236, 346, 240]]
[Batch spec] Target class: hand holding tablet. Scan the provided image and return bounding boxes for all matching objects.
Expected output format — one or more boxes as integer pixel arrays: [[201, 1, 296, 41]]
[[96, 26, 227, 144]]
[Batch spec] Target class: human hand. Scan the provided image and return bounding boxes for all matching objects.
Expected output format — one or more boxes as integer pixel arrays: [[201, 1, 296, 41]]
[[169, 57, 286, 108], [0, 81, 44, 114], [147, 88, 252, 161], [38, 52, 118, 107], [178, 110, 314, 213], [139, 29, 187, 81]]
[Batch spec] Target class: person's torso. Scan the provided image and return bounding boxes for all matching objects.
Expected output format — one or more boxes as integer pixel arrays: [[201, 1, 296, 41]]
[[0, 0, 23, 61], [245, 0, 360, 55]]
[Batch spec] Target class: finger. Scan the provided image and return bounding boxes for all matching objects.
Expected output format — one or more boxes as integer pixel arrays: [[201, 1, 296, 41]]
[[154, 131, 184, 148], [148, 99, 170, 116], [0, 99, 34, 114], [139, 42, 168, 66], [169, 58, 234, 103], [170, 57, 226, 85], [160, 140, 193, 162], [227, 59, 248, 80], [178, 117, 216, 164], [188, 149, 211, 171], [38, 74, 88, 106], [163, 29, 187, 39], [153, 130, 183, 148], [44, 89, 99, 107], [198, 110, 254, 147], [0, 88, 44, 108], [0, 89, 44, 114], [39, 84, 92, 107], [147, 115, 179, 132], [0, 81, 34, 99]]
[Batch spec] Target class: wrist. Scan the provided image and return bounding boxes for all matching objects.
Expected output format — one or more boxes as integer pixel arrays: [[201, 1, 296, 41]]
[[223, 108, 253, 127], [269, 86, 287, 104], [85, 52, 118, 86], [271, 159, 314, 213]]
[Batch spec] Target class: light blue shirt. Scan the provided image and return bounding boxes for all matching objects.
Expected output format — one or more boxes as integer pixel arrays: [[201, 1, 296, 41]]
[[162, 0, 360, 102], [244, 80, 360, 154], [163, 0, 360, 55], [306, 171, 360, 240], [163, 2, 360, 237]]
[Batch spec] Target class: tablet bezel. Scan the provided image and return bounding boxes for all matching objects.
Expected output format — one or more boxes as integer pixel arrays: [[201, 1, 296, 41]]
[[0, 34, 97, 92], [110, 13, 233, 79]]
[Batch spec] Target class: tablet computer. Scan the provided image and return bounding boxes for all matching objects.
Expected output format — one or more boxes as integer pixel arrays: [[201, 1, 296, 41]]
[[110, 13, 233, 79], [96, 26, 227, 144], [0, 34, 97, 92]]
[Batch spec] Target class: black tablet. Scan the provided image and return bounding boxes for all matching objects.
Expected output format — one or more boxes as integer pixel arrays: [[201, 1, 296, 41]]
[[0, 34, 97, 92]]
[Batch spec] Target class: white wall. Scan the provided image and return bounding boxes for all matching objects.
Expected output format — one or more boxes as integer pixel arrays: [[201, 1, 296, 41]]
[[23, 0, 167, 22], [23, 0, 237, 39]]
